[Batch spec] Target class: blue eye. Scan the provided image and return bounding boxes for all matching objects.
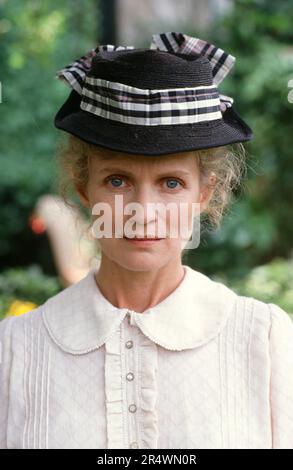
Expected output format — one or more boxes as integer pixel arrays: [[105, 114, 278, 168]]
[[165, 178, 181, 189], [108, 177, 124, 187]]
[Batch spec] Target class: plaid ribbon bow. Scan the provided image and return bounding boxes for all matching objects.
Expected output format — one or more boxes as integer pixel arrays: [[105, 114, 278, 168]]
[[56, 44, 135, 96], [56, 32, 235, 123], [150, 32, 235, 112]]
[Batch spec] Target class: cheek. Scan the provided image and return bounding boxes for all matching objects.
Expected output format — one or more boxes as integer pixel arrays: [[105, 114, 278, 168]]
[[87, 186, 117, 224], [87, 185, 108, 205], [166, 191, 200, 237]]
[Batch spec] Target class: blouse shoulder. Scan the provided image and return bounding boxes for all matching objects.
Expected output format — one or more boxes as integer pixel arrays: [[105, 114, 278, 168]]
[[267, 301, 293, 331], [0, 313, 22, 364], [266, 301, 293, 359], [234, 292, 292, 329], [224, 292, 293, 353], [0, 314, 15, 361], [0, 306, 44, 359]]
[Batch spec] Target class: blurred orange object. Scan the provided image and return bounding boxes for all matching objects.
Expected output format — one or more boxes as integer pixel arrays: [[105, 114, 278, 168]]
[[29, 213, 47, 234]]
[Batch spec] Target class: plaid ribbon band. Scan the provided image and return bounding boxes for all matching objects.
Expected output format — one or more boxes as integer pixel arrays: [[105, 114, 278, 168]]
[[56, 32, 235, 124], [80, 76, 222, 125]]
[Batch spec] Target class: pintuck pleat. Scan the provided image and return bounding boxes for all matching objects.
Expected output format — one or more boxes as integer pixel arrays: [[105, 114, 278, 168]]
[[23, 314, 51, 449]]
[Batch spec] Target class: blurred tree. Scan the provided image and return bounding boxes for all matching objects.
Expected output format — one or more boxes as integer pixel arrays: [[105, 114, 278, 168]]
[[0, 0, 100, 273], [185, 0, 293, 280]]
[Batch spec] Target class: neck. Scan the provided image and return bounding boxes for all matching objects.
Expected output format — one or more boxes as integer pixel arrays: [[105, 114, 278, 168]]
[[94, 255, 186, 313]]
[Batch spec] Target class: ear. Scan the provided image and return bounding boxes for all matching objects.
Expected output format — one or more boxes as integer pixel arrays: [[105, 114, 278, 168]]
[[199, 173, 216, 212], [75, 184, 90, 209]]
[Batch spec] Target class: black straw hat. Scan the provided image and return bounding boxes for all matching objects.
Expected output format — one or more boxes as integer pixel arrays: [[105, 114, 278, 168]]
[[54, 32, 253, 156]]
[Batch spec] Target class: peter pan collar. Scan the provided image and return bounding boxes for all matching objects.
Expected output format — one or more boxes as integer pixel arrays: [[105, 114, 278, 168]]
[[42, 264, 238, 354]]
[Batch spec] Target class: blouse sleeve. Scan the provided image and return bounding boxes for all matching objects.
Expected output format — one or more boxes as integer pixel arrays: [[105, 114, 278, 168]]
[[0, 315, 15, 449], [268, 303, 293, 449]]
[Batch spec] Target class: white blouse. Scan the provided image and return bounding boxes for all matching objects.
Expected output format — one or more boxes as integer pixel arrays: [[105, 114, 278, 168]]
[[0, 264, 293, 449]]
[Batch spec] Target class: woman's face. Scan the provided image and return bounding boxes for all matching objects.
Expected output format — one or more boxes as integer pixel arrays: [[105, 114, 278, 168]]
[[77, 149, 214, 272]]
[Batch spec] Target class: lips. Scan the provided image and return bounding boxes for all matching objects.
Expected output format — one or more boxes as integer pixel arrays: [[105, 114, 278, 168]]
[[124, 236, 163, 240]]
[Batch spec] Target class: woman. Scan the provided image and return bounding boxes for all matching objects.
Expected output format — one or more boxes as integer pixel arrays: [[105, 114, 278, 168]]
[[1, 32, 292, 449]]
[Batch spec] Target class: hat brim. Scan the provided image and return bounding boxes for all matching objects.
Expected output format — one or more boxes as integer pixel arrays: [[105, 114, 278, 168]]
[[54, 89, 253, 156]]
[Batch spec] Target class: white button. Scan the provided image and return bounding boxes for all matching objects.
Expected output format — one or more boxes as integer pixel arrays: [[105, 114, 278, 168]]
[[128, 403, 137, 413], [125, 340, 133, 349], [126, 372, 134, 381], [130, 441, 139, 448]]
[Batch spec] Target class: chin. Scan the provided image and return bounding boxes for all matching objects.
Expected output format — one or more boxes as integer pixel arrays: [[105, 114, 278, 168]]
[[112, 253, 167, 273], [98, 239, 182, 272]]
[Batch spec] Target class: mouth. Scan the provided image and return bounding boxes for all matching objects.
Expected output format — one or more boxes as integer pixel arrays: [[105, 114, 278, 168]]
[[123, 235, 164, 240], [123, 235, 165, 243]]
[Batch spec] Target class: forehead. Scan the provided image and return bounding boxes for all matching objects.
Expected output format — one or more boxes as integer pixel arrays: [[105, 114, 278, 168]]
[[89, 147, 197, 170]]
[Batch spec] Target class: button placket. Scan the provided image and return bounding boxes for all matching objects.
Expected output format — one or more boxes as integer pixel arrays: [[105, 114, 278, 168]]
[[124, 311, 140, 448]]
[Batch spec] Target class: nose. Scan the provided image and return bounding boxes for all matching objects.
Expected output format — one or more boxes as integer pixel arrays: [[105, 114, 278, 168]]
[[131, 185, 156, 222], [125, 185, 163, 236]]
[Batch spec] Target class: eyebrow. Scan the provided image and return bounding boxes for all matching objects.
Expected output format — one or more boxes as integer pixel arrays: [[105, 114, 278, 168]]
[[99, 167, 191, 177]]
